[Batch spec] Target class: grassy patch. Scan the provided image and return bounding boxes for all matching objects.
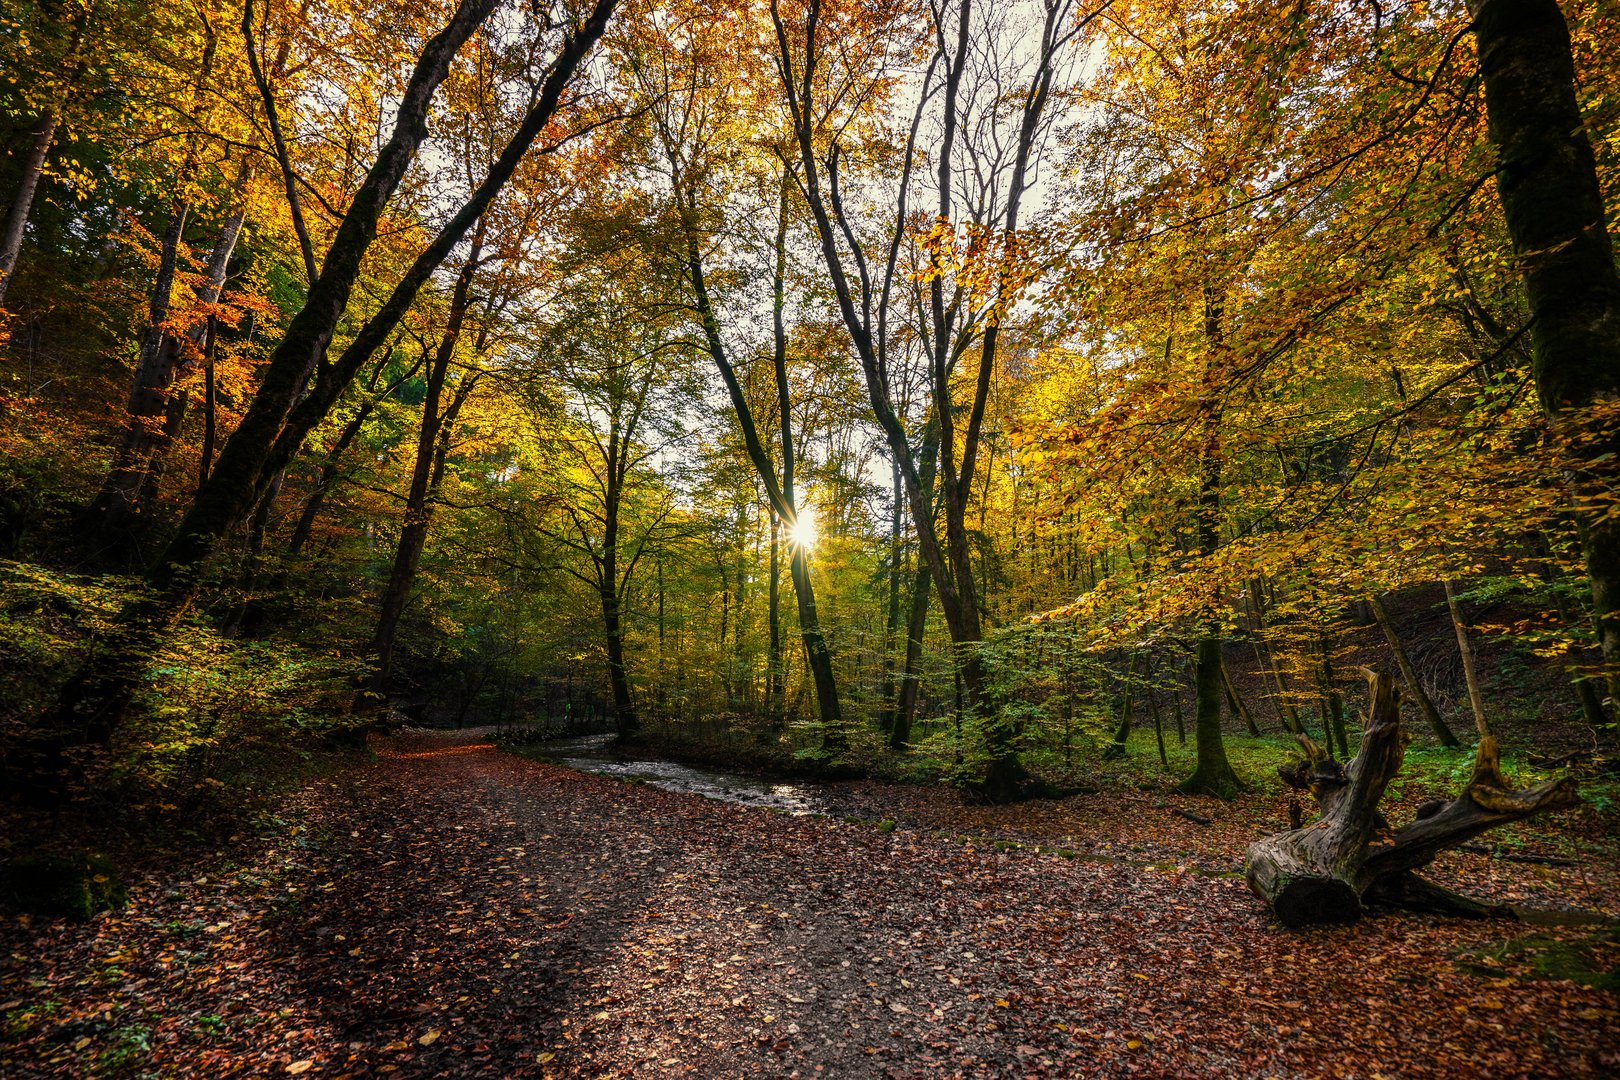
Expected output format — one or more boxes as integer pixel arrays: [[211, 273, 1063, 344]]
[[1456, 925, 1620, 991]]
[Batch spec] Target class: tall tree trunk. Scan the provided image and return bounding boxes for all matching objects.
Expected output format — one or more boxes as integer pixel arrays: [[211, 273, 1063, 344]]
[[90, 200, 192, 547], [197, 316, 219, 490], [1468, 0, 1620, 706], [1318, 634, 1350, 759], [1528, 532, 1613, 738], [0, 108, 58, 307], [1264, 645, 1308, 736], [891, 424, 942, 750], [596, 386, 639, 736], [92, 22, 244, 542], [769, 0, 1095, 800], [788, 543, 842, 752], [1147, 658, 1169, 768], [134, 207, 247, 510], [1178, 293, 1242, 799], [1369, 593, 1459, 746], [1172, 658, 1188, 745], [369, 234, 483, 701], [716, 548, 732, 702], [1106, 649, 1141, 758], [878, 457, 905, 734], [602, 573, 636, 735], [734, 513, 748, 707]]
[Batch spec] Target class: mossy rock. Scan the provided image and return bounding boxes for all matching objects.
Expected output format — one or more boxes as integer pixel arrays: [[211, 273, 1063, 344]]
[[0, 851, 127, 920]]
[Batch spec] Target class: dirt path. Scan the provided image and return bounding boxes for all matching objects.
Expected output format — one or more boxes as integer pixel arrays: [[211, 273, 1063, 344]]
[[3, 731, 1616, 1077]]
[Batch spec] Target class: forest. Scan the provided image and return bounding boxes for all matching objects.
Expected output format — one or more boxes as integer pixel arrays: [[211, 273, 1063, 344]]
[[0, 0, 1617, 1075]]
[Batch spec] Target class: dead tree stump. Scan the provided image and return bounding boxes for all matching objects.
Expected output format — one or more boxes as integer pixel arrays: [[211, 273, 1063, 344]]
[[1245, 669, 1580, 928]]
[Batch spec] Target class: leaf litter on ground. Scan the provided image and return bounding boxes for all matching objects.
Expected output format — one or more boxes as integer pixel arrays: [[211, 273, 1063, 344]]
[[2, 728, 1616, 1077]]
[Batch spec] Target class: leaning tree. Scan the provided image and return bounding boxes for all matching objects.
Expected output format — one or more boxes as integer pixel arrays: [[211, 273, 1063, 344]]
[[1246, 670, 1580, 928]]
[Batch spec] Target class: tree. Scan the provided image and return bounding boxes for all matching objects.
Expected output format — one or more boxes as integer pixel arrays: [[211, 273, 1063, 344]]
[[520, 238, 693, 735], [770, 0, 1100, 799], [628, 6, 851, 750], [1467, 0, 1620, 710], [367, 223, 488, 700], [44, 0, 620, 760]]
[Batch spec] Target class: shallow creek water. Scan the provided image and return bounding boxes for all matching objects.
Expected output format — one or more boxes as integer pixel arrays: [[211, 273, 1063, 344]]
[[534, 734, 825, 816]]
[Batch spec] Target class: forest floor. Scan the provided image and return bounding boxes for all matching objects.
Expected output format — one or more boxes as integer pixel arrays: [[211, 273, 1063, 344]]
[[3, 728, 1617, 1078]]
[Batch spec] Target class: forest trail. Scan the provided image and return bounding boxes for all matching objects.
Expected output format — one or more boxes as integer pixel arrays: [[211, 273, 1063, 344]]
[[3, 730, 1616, 1078]]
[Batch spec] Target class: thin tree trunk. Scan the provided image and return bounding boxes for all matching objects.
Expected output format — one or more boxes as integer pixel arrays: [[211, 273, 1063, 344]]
[[198, 316, 218, 490], [891, 559, 931, 750], [1178, 290, 1242, 798], [680, 168, 842, 750], [1147, 657, 1168, 768], [369, 233, 483, 700], [1369, 593, 1459, 746], [1445, 579, 1491, 739], [766, 511, 784, 728], [0, 108, 58, 306], [135, 206, 247, 510], [1221, 655, 1261, 737], [734, 512, 748, 707], [90, 200, 191, 545], [770, 0, 1091, 800], [1106, 649, 1141, 758], [1172, 659, 1187, 745], [1254, 629, 1308, 736], [879, 457, 905, 734], [1318, 634, 1350, 759]]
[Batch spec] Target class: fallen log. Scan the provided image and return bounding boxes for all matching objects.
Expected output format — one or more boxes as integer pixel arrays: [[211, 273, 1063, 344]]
[[1245, 669, 1580, 928], [1456, 843, 1581, 868]]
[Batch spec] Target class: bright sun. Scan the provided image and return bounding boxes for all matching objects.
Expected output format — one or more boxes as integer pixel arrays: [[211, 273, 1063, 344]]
[[788, 506, 818, 550]]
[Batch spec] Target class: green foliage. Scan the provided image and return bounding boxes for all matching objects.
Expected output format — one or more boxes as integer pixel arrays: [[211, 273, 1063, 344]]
[[0, 559, 368, 800], [1456, 926, 1620, 992]]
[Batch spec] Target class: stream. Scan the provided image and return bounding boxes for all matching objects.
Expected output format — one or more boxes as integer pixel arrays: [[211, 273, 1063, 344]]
[[533, 734, 826, 815]]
